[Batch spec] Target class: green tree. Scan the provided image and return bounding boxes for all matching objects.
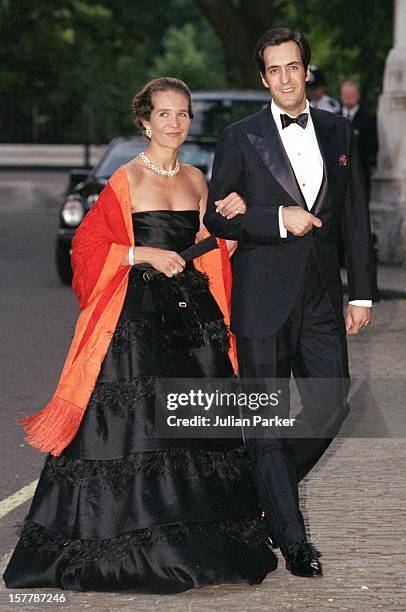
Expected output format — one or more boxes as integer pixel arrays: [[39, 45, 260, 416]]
[[299, 0, 393, 107], [0, 0, 394, 143], [193, 0, 393, 105], [0, 0, 151, 142], [149, 23, 226, 89], [0, 0, 224, 142], [193, 0, 279, 88]]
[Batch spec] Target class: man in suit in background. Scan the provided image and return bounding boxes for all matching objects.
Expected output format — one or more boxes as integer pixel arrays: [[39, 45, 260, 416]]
[[340, 80, 378, 198], [340, 80, 379, 299], [204, 27, 374, 578]]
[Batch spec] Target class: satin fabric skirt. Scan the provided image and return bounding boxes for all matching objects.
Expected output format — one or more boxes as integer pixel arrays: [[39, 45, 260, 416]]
[[4, 266, 276, 592]]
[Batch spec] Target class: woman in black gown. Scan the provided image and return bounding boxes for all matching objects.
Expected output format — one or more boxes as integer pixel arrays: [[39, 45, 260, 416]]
[[3, 78, 276, 593]]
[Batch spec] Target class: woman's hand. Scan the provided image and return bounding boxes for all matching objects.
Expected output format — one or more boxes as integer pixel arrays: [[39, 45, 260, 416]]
[[135, 246, 186, 277], [215, 192, 247, 219]]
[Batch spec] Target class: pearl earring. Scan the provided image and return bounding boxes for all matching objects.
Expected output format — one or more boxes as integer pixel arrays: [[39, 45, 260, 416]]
[[145, 127, 152, 139]]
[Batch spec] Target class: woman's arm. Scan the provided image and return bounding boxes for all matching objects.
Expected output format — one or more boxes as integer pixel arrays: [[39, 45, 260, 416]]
[[122, 245, 186, 277], [195, 169, 238, 254], [197, 171, 208, 241], [204, 127, 281, 243]]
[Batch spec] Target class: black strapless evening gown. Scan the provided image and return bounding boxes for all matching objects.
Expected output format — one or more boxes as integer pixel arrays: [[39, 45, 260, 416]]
[[4, 211, 276, 593]]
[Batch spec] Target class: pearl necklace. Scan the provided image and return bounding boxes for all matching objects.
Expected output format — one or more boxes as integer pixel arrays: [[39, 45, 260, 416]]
[[138, 152, 180, 177]]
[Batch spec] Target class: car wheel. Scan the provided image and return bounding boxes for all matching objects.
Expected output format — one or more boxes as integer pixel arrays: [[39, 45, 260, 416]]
[[55, 240, 73, 285]]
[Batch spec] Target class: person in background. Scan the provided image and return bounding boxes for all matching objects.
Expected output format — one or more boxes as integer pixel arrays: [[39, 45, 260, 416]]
[[340, 79, 379, 300], [306, 65, 340, 113], [340, 80, 378, 198]]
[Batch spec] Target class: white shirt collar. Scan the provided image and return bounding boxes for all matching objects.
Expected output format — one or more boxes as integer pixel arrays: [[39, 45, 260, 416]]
[[271, 99, 311, 132], [343, 103, 359, 119]]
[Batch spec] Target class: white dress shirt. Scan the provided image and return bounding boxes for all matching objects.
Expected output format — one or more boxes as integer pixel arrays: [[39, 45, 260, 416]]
[[272, 99, 372, 307], [272, 99, 323, 219], [342, 103, 359, 122]]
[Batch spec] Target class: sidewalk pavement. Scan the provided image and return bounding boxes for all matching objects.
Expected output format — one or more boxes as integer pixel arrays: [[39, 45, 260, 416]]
[[1, 288, 405, 611], [1, 437, 405, 611], [342, 264, 406, 299]]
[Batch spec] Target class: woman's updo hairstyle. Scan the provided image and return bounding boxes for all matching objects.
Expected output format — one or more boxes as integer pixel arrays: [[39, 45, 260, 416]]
[[132, 77, 194, 137]]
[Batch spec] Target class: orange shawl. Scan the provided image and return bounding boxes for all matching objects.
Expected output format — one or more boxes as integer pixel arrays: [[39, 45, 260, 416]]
[[18, 167, 236, 456]]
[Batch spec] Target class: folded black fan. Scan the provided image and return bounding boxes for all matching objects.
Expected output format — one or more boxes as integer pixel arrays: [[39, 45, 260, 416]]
[[135, 235, 219, 279]]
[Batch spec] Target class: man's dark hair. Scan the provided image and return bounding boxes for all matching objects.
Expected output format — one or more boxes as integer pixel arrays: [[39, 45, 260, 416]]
[[254, 27, 311, 75]]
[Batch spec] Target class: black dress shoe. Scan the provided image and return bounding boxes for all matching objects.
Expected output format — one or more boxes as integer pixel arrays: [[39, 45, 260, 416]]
[[284, 542, 323, 577]]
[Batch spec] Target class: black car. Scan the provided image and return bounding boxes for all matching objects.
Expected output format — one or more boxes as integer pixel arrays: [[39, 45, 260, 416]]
[[56, 91, 270, 284]]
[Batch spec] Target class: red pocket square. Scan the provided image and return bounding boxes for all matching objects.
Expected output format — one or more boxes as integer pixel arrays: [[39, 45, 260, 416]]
[[339, 154, 349, 166]]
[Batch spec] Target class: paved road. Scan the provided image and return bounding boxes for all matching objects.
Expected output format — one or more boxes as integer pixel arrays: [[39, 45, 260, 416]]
[[0, 171, 77, 554], [0, 172, 405, 610]]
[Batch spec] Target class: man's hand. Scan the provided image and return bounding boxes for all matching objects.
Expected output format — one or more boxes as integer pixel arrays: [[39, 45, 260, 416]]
[[215, 192, 247, 219], [345, 304, 372, 335], [282, 206, 322, 236]]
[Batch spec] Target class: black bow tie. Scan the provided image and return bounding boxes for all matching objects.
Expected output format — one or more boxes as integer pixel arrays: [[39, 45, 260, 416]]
[[280, 112, 309, 129]]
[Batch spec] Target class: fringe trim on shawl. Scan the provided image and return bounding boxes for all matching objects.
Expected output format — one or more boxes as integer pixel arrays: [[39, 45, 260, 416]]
[[17, 396, 85, 456]]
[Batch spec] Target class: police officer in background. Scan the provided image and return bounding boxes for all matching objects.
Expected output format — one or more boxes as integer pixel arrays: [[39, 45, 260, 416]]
[[306, 65, 341, 113]]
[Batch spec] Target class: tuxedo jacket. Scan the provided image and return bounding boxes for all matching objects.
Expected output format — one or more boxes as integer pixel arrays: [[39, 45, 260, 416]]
[[204, 106, 374, 338]]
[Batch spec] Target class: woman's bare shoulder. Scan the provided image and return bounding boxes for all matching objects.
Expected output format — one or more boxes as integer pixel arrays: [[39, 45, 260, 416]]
[[124, 156, 145, 177], [180, 163, 207, 186]]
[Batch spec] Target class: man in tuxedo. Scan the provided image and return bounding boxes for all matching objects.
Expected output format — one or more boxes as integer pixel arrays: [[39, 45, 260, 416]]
[[203, 27, 374, 577]]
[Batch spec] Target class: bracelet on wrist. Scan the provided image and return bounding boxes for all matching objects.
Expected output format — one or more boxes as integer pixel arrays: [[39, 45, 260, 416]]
[[128, 246, 134, 266]]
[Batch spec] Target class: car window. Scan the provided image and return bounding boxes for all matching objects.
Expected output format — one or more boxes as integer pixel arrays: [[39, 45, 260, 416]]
[[95, 141, 213, 180], [189, 100, 269, 137], [178, 144, 213, 173], [95, 141, 145, 179]]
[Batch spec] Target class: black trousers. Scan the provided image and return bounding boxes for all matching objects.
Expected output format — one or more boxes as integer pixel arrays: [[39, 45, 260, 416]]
[[236, 249, 350, 554]]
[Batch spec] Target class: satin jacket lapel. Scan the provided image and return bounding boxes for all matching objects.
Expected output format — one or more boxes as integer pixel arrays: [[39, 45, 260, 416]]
[[247, 108, 308, 209], [310, 108, 337, 216]]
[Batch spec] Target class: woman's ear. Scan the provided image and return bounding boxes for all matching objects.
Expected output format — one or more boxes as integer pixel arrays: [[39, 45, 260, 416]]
[[141, 120, 152, 139]]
